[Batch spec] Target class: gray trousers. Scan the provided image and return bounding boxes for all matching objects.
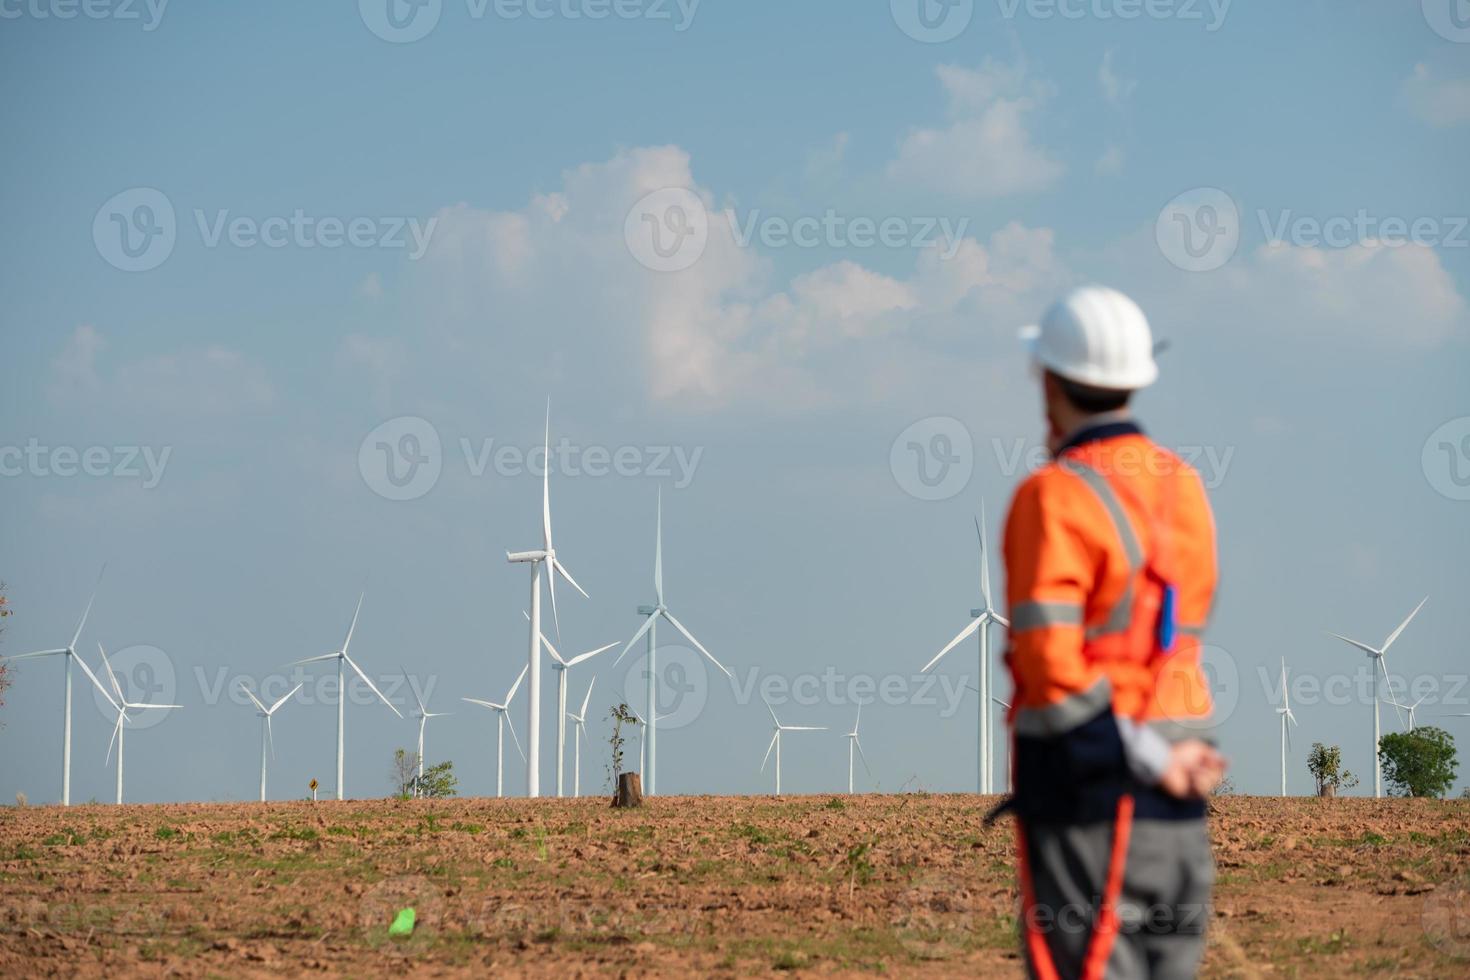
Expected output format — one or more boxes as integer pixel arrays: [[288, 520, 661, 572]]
[[1021, 817, 1213, 980]]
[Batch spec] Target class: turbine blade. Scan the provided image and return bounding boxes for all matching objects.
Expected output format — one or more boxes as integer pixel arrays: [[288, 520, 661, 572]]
[[266, 714, 276, 761], [977, 505, 992, 611], [765, 697, 780, 728], [505, 710, 527, 763], [106, 709, 125, 764], [854, 737, 873, 777], [991, 613, 1010, 630], [505, 664, 529, 704], [760, 731, 779, 772], [402, 666, 427, 717], [568, 641, 617, 667], [1, 648, 69, 662], [461, 698, 499, 710], [1326, 632, 1379, 657], [578, 676, 596, 719], [991, 697, 1011, 710], [342, 592, 365, 656], [612, 614, 657, 668], [553, 560, 589, 600], [290, 652, 342, 666], [922, 617, 983, 673], [268, 683, 305, 715], [654, 487, 664, 606], [239, 682, 269, 714], [661, 610, 731, 678], [97, 643, 124, 702], [1381, 596, 1428, 652], [854, 701, 863, 734], [70, 563, 107, 652], [1379, 657, 1404, 727], [71, 652, 117, 710], [344, 655, 402, 718], [785, 725, 826, 731], [547, 557, 562, 644], [542, 399, 553, 550]]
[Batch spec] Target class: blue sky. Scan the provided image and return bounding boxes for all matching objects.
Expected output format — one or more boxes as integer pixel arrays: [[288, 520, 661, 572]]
[[1, 1, 1468, 804]]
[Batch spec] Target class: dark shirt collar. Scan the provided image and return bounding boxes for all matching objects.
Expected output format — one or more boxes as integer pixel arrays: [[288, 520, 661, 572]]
[[1056, 417, 1144, 456]]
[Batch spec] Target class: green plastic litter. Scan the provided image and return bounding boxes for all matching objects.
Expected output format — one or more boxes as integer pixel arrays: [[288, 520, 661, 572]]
[[388, 907, 416, 937]]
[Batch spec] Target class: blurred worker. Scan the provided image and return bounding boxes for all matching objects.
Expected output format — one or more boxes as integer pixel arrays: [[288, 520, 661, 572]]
[[1003, 285, 1227, 979]]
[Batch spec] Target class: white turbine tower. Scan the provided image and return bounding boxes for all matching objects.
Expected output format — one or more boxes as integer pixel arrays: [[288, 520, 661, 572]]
[[289, 593, 402, 800], [565, 676, 597, 797], [1274, 659, 1299, 796], [844, 704, 872, 794], [527, 612, 615, 798], [921, 503, 1009, 794], [405, 670, 451, 798], [462, 665, 528, 798], [1387, 694, 1428, 732], [991, 696, 1015, 792], [96, 644, 181, 804], [238, 681, 303, 802], [1328, 596, 1426, 798], [760, 699, 825, 796], [613, 488, 732, 797], [506, 403, 588, 798], [0, 566, 111, 806]]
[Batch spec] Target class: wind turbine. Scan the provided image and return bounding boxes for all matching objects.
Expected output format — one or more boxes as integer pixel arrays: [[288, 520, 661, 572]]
[[565, 676, 597, 797], [613, 488, 732, 797], [1328, 596, 1426, 798], [630, 708, 655, 776], [289, 593, 402, 800], [462, 665, 528, 798], [921, 502, 1009, 794], [239, 681, 303, 802], [1387, 694, 1428, 732], [759, 699, 825, 796], [972, 687, 1017, 792], [1274, 659, 1299, 796], [405, 670, 451, 798], [506, 402, 588, 798], [844, 704, 872, 794], [97, 644, 181, 804], [527, 612, 615, 798], [0, 566, 111, 805]]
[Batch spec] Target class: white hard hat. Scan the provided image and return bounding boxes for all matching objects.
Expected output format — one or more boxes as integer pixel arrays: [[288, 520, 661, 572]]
[[1019, 285, 1158, 390]]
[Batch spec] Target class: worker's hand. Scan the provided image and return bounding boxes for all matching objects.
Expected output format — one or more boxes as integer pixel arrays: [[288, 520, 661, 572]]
[[1158, 739, 1227, 799]]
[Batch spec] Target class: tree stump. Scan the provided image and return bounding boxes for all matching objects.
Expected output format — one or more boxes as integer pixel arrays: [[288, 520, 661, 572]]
[[612, 772, 643, 808]]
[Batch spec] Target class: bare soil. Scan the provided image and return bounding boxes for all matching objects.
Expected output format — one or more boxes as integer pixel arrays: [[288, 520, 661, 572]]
[[2, 794, 1467, 977]]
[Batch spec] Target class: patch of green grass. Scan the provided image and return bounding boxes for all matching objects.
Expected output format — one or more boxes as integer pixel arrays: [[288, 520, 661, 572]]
[[268, 826, 319, 842], [154, 826, 181, 841], [825, 798, 847, 811], [450, 821, 483, 835]]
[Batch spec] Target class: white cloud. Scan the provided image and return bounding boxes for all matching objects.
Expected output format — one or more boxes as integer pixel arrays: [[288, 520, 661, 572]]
[[886, 59, 1064, 200], [1099, 49, 1137, 108], [338, 335, 401, 413], [1095, 144, 1125, 176], [1402, 63, 1470, 128]]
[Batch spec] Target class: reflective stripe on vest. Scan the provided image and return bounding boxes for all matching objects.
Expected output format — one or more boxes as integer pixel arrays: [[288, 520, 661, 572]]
[[1056, 458, 1143, 640]]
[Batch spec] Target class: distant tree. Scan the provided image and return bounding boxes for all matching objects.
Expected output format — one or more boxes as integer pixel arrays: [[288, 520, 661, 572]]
[[1379, 727, 1458, 799], [391, 748, 419, 799], [411, 761, 458, 799], [1307, 742, 1359, 797]]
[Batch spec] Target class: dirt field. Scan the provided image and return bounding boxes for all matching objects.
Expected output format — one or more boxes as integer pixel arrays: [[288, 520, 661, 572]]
[[2, 794, 1468, 977]]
